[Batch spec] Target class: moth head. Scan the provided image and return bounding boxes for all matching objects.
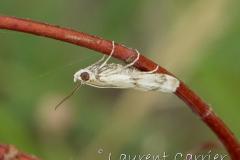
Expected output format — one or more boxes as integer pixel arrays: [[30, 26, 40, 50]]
[[74, 69, 94, 83]]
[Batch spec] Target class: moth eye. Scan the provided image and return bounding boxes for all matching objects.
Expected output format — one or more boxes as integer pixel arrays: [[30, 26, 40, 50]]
[[80, 72, 90, 81]]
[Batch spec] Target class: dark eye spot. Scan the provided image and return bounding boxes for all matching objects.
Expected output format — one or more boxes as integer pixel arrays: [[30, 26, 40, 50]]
[[80, 72, 90, 81]]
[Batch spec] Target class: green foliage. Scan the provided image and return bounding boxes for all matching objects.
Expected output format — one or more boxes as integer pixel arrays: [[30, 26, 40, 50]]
[[0, 0, 239, 159]]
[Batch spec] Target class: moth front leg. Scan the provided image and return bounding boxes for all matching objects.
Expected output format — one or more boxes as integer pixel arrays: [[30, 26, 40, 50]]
[[93, 55, 106, 65], [123, 49, 140, 69], [99, 41, 115, 68]]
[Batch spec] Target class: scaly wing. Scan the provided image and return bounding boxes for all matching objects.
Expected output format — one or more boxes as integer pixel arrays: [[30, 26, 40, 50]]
[[86, 63, 136, 88], [131, 73, 179, 92]]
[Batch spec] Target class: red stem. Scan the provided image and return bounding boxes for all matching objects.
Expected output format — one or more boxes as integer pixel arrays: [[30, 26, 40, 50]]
[[0, 144, 39, 160], [0, 16, 239, 160]]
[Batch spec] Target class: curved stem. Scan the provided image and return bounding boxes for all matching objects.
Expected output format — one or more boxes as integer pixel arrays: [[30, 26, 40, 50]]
[[0, 144, 39, 160], [0, 16, 239, 159]]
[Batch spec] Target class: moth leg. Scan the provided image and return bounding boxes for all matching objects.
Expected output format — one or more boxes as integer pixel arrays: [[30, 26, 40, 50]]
[[123, 49, 140, 68], [93, 55, 106, 65], [99, 41, 115, 68], [145, 66, 159, 73], [85, 55, 106, 71]]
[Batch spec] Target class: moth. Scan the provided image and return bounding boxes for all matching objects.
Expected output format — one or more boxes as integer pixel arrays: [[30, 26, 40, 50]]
[[55, 41, 180, 109]]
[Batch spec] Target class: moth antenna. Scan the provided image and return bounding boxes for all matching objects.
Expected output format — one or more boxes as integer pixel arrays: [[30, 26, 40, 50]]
[[54, 82, 82, 110]]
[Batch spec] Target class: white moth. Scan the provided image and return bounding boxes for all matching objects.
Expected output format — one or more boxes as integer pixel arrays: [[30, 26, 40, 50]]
[[55, 41, 179, 109], [74, 41, 179, 92]]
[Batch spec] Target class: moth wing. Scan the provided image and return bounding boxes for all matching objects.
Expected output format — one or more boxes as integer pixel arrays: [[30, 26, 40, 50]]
[[132, 73, 179, 92], [86, 64, 136, 88], [97, 72, 136, 88]]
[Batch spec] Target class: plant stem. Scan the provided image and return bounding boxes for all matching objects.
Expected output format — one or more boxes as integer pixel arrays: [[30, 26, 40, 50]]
[[0, 144, 39, 160], [0, 16, 239, 159]]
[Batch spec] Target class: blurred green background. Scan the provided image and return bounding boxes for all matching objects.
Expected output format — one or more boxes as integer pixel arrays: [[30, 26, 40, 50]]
[[0, 0, 239, 159]]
